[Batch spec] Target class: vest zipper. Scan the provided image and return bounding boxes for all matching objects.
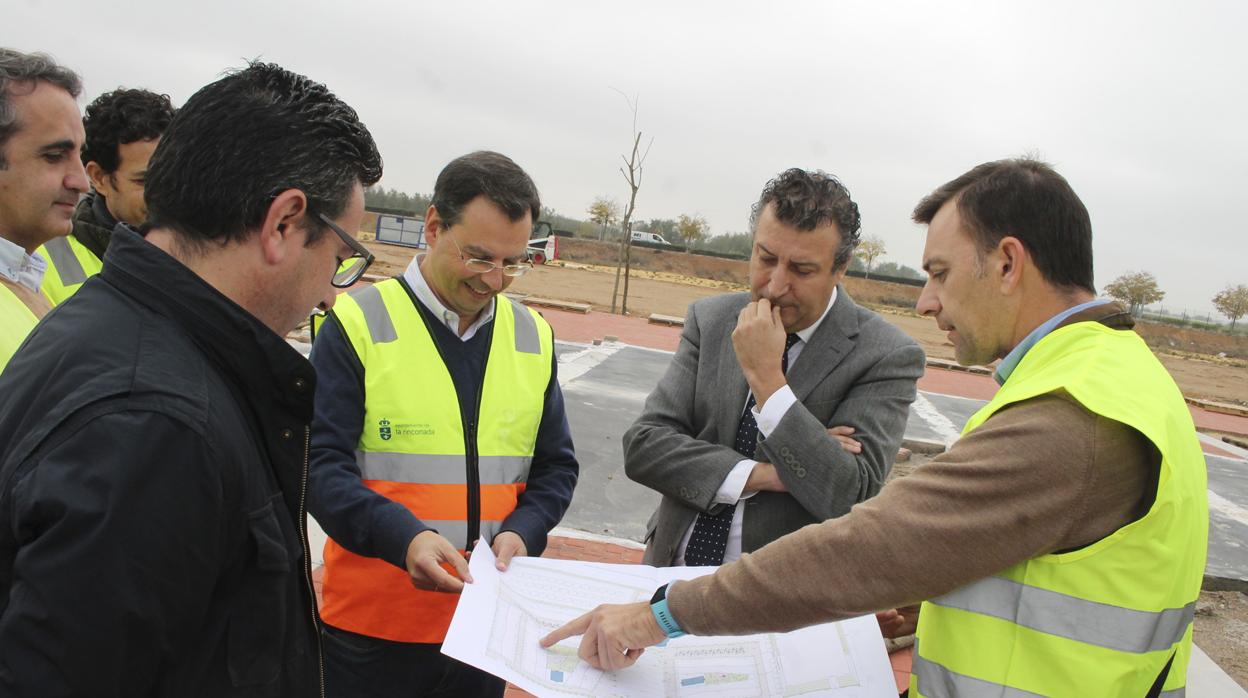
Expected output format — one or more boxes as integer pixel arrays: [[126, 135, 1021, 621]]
[[299, 426, 326, 698], [465, 342, 489, 551]]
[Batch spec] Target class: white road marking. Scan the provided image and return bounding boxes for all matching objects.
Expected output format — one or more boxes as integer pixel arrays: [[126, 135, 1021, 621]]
[[1208, 489, 1248, 527], [911, 391, 963, 446], [557, 341, 626, 386]]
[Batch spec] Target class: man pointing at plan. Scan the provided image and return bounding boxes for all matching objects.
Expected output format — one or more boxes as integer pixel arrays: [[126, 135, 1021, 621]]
[[542, 157, 1207, 698]]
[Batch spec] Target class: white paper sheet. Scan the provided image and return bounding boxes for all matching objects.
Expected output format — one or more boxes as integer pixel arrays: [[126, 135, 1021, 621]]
[[443, 544, 898, 697]]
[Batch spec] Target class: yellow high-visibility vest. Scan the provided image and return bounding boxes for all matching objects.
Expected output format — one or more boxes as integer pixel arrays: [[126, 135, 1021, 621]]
[[913, 320, 1207, 697], [319, 278, 553, 643], [38, 235, 103, 306], [0, 284, 40, 371]]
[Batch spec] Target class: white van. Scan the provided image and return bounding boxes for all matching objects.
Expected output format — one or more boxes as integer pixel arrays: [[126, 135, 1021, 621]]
[[631, 230, 673, 246]]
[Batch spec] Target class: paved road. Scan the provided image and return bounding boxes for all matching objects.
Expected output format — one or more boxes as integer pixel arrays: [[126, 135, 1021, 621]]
[[553, 340, 1248, 587]]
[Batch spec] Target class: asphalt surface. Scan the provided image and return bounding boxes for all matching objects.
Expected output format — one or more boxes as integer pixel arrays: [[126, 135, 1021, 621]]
[[553, 340, 1248, 587]]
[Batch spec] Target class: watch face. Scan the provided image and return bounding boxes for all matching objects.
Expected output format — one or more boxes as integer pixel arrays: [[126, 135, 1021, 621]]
[[650, 584, 667, 605]]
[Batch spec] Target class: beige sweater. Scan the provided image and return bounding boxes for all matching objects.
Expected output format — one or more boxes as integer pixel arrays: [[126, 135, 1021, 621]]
[[669, 307, 1160, 635]]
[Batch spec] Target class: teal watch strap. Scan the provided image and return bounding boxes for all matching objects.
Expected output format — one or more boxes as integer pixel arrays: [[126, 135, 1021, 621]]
[[649, 583, 685, 638]]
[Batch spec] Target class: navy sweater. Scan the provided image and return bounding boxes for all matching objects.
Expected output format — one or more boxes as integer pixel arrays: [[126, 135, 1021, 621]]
[[307, 288, 579, 571]]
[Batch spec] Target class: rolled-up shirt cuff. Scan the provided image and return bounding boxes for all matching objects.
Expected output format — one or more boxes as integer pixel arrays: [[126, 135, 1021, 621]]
[[753, 384, 796, 437], [715, 459, 757, 504]]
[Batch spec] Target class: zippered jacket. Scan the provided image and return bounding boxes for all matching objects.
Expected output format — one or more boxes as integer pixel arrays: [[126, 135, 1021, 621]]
[[0, 226, 323, 697]]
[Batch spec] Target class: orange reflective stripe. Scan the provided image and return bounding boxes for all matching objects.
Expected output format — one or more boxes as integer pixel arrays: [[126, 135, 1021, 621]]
[[321, 540, 458, 643]]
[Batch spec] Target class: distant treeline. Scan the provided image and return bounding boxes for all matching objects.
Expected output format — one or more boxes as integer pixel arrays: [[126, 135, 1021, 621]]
[[364, 186, 923, 281]]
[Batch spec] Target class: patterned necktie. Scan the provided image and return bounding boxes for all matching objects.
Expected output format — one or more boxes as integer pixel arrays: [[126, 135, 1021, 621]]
[[684, 333, 801, 566]]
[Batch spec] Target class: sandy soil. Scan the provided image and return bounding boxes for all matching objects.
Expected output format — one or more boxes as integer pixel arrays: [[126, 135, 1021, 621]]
[[1195, 590, 1248, 689], [361, 237, 1246, 405]]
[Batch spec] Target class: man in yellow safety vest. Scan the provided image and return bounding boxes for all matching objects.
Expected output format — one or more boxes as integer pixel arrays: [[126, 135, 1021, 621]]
[[544, 157, 1207, 698]]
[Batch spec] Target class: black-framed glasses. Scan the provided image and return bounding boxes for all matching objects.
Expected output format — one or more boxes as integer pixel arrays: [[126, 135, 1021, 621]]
[[447, 233, 533, 277], [315, 211, 375, 288]]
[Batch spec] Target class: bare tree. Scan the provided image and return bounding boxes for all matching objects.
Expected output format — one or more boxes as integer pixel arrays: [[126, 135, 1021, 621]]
[[856, 235, 887, 278], [609, 91, 653, 315], [586, 196, 619, 241], [676, 214, 709, 253], [1104, 271, 1165, 317], [1213, 284, 1248, 330]]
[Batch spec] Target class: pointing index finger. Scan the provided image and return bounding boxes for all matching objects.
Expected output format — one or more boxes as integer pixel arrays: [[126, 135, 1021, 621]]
[[540, 611, 592, 648]]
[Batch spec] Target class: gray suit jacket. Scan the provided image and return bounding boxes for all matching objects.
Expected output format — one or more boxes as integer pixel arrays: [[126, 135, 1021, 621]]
[[625, 289, 924, 566]]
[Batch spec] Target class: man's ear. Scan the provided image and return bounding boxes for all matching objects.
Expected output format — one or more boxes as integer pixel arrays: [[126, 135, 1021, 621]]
[[85, 161, 112, 196], [258, 189, 309, 265], [423, 204, 442, 246], [997, 236, 1027, 293]]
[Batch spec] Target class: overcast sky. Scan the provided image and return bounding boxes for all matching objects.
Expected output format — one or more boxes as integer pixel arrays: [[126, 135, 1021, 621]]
[[12, 0, 1246, 315]]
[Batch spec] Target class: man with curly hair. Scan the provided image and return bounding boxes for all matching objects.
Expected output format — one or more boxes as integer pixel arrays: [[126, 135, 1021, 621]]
[[625, 167, 924, 569], [38, 88, 174, 304]]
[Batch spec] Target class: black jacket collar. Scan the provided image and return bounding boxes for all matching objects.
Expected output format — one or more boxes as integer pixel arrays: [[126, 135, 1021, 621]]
[[100, 225, 316, 424]]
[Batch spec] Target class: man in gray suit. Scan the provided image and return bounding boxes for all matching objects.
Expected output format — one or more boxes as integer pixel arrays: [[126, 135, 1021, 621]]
[[626, 168, 924, 567]]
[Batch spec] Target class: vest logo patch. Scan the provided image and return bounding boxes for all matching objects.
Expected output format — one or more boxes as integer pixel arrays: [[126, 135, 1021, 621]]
[[378, 419, 435, 439]]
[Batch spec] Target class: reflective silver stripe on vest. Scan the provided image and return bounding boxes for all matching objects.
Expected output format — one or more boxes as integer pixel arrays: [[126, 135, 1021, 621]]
[[1159, 688, 1186, 697], [43, 236, 87, 285], [932, 576, 1196, 654], [423, 519, 503, 551], [351, 284, 398, 344], [508, 298, 541, 354], [912, 640, 1045, 698], [356, 451, 531, 485]]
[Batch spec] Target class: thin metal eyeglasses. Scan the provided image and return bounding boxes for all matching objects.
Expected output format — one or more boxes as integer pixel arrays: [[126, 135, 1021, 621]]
[[446, 232, 533, 277], [315, 211, 375, 288]]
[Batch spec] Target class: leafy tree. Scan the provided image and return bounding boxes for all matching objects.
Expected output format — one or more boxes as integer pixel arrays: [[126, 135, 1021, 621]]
[[1212, 284, 1248, 330], [364, 186, 430, 214], [643, 218, 678, 238], [699, 231, 752, 257], [855, 235, 887, 278], [1104, 271, 1165, 317], [586, 196, 619, 240], [872, 261, 924, 280], [676, 214, 709, 253]]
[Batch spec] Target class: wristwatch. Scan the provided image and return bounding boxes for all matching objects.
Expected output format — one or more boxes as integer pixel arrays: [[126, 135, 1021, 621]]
[[649, 583, 686, 638]]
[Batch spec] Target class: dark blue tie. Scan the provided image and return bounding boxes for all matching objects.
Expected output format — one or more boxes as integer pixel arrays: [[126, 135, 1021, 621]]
[[684, 333, 800, 566]]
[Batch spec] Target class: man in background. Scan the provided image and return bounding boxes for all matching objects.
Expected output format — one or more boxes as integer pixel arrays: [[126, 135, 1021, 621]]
[[39, 87, 174, 304]]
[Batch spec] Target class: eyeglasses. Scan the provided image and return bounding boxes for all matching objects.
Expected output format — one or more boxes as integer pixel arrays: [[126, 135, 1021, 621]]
[[314, 211, 375, 288], [446, 232, 533, 277]]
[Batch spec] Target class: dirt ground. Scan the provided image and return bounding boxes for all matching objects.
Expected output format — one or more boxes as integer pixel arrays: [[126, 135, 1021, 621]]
[[362, 237, 1247, 405], [1195, 590, 1248, 689]]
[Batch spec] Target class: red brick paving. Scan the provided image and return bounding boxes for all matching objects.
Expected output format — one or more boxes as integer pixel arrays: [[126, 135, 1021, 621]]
[[540, 306, 684, 352]]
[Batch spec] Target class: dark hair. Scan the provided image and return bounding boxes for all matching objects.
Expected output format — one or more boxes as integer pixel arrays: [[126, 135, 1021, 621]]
[[431, 151, 540, 228], [912, 157, 1094, 293], [144, 61, 382, 247], [0, 48, 82, 168], [749, 168, 862, 271], [81, 88, 175, 173]]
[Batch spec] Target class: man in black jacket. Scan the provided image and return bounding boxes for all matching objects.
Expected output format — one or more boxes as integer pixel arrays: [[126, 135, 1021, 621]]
[[0, 61, 382, 696]]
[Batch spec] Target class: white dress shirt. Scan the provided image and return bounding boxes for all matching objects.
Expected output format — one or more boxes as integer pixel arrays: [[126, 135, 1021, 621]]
[[0, 236, 48, 292], [401, 254, 494, 341], [675, 287, 838, 565]]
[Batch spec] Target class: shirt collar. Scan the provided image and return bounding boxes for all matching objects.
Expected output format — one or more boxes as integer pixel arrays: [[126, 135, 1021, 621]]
[[994, 298, 1114, 385], [402, 254, 495, 340], [0, 235, 48, 292], [793, 286, 838, 345]]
